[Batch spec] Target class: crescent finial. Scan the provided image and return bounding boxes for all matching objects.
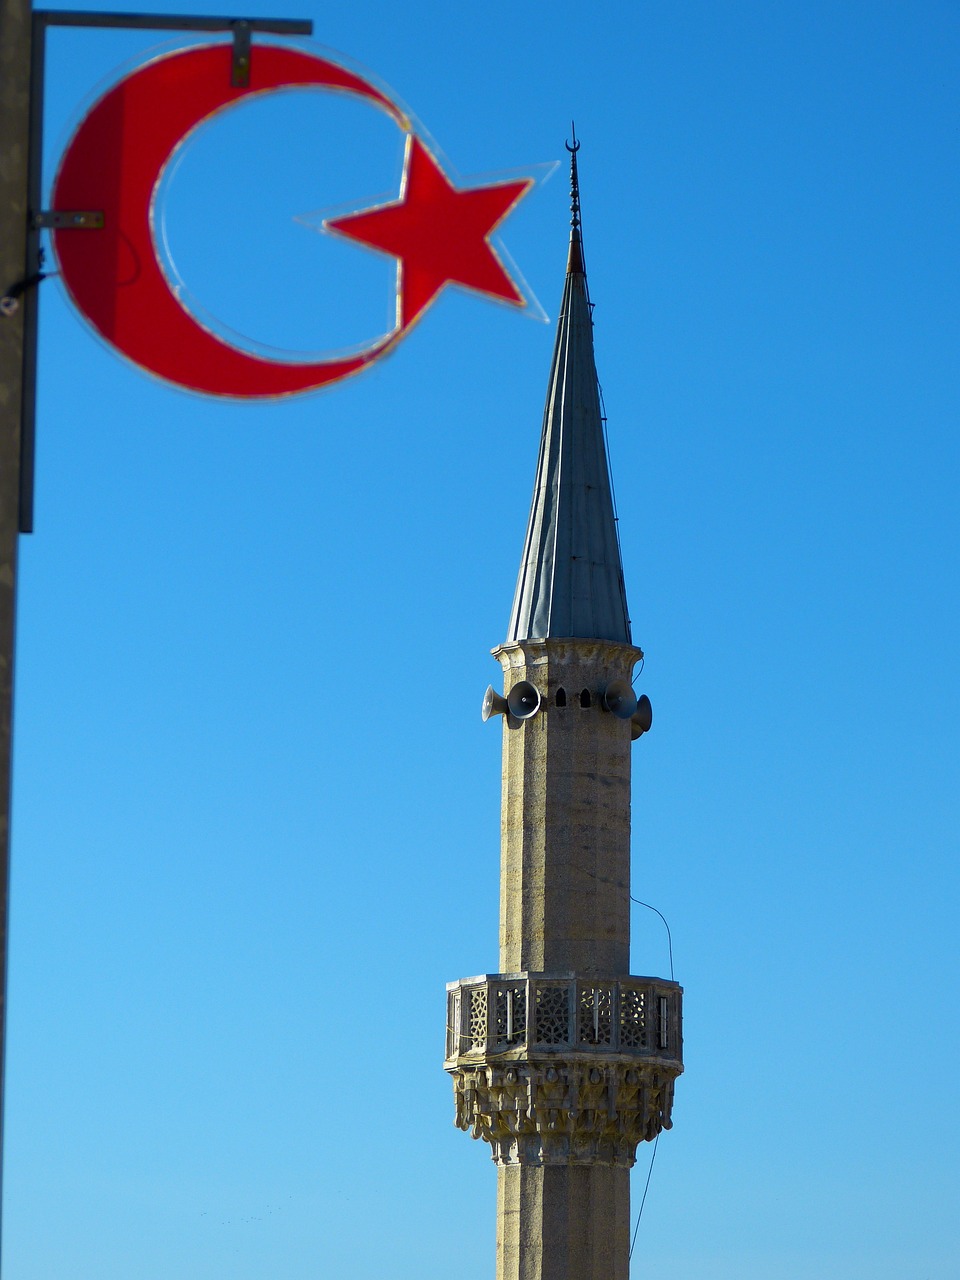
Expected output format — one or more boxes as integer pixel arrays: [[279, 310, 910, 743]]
[[566, 123, 581, 231]]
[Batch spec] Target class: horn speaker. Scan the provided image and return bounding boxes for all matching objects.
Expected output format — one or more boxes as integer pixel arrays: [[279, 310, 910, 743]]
[[603, 679, 638, 720], [507, 681, 542, 720], [481, 682, 542, 722], [631, 694, 653, 740], [481, 685, 509, 721]]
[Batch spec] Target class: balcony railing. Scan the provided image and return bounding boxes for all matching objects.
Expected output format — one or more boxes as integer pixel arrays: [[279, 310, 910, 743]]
[[445, 972, 682, 1067]]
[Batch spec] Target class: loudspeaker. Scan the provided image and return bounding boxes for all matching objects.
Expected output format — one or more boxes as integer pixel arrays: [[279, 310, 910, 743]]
[[507, 680, 542, 720], [481, 685, 509, 721], [631, 694, 653, 740], [602, 678, 638, 720]]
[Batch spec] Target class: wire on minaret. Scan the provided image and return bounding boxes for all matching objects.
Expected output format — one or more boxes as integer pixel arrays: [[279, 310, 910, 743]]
[[630, 896, 675, 981], [628, 1133, 660, 1261]]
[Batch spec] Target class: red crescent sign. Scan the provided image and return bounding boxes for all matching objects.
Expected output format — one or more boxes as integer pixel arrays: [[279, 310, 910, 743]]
[[50, 42, 535, 399]]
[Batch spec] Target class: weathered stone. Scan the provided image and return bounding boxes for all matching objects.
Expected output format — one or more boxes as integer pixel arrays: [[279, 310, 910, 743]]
[[451, 1060, 677, 1167], [497, 1164, 631, 1280], [445, 972, 681, 1168], [493, 638, 642, 976]]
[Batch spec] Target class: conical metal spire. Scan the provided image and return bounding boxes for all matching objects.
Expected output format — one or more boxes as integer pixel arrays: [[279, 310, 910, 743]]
[[505, 139, 631, 645]]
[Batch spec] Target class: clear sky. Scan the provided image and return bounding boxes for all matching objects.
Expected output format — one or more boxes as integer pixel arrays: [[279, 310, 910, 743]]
[[5, 2, 960, 1277]]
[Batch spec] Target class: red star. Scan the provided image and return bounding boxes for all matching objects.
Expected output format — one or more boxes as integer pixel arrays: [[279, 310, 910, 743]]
[[325, 135, 533, 329]]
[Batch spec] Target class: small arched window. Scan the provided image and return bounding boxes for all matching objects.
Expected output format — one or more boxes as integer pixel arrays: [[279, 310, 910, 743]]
[[555, 687, 567, 707], [579, 689, 592, 708]]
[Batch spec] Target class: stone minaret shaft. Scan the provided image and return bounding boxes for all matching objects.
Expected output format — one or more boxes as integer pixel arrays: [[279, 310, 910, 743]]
[[496, 633, 637, 976], [445, 147, 682, 1280]]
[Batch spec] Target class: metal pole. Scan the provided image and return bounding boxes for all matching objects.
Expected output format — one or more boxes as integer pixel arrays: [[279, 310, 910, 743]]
[[0, 0, 32, 1263], [17, 8, 44, 534], [0, 10, 313, 1265]]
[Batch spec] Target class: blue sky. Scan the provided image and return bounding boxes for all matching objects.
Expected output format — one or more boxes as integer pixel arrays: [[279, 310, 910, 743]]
[[6, 2, 960, 1277]]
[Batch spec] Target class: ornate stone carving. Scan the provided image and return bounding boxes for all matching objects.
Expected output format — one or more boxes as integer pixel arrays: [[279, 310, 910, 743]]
[[450, 1060, 677, 1167], [445, 973, 682, 1167], [492, 637, 644, 676]]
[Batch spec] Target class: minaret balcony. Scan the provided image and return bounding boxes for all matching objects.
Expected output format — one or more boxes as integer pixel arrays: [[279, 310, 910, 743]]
[[445, 973, 681, 1064], [444, 973, 683, 1167]]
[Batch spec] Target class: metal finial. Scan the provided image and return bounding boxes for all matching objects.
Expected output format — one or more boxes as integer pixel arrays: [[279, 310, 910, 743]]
[[565, 123, 581, 231], [565, 124, 584, 274]]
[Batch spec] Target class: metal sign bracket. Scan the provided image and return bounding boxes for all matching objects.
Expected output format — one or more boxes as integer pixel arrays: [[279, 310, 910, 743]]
[[231, 19, 251, 86], [33, 209, 104, 228]]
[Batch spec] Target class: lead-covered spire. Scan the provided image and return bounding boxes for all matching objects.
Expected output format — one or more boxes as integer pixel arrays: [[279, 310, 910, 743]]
[[505, 141, 631, 645]]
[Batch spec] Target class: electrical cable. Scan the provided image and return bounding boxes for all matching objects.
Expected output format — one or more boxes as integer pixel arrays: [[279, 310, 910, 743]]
[[629, 896, 674, 982], [629, 1132, 659, 1262]]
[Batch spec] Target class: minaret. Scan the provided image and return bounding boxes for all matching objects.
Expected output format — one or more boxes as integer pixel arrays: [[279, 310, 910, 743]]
[[444, 145, 683, 1280]]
